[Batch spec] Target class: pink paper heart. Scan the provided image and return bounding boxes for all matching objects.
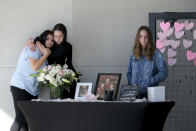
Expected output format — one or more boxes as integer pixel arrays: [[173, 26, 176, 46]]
[[165, 28, 174, 37], [174, 22, 184, 32], [160, 21, 170, 32], [171, 40, 180, 49], [168, 57, 177, 67], [184, 21, 194, 30], [186, 50, 196, 61], [186, 50, 194, 61], [193, 52, 196, 58], [175, 31, 184, 39], [156, 39, 164, 49], [194, 58, 196, 67], [158, 31, 166, 40], [183, 39, 192, 49], [168, 48, 177, 57], [162, 39, 172, 47], [194, 30, 196, 40], [159, 47, 165, 54]]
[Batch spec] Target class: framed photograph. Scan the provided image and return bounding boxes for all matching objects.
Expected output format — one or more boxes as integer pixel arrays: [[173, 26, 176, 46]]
[[94, 73, 121, 101], [119, 84, 139, 101], [74, 82, 93, 100]]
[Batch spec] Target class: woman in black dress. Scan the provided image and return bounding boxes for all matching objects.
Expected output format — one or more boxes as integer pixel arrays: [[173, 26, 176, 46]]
[[48, 23, 78, 98]]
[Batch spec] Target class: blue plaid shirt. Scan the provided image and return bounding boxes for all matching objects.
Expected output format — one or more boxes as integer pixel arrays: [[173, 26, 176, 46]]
[[127, 49, 168, 94]]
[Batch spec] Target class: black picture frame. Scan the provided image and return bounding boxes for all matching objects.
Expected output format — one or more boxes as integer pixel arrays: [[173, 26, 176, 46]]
[[119, 84, 139, 101], [94, 73, 121, 101]]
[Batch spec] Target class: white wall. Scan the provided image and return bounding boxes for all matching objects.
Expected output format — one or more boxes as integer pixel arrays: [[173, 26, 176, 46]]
[[1, 0, 196, 130], [72, 0, 196, 91], [0, 0, 72, 130]]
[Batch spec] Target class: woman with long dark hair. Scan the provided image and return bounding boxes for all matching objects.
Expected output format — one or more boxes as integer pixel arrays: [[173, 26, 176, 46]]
[[10, 30, 54, 131], [48, 23, 78, 98], [27, 23, 78, 99], [127, 26, 168, 98]]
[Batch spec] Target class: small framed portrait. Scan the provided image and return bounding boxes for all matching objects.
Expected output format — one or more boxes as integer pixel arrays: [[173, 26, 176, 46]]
[[94, 73, 121, 101], [119, 84, 139, 101], [74, 82, 93, 100]]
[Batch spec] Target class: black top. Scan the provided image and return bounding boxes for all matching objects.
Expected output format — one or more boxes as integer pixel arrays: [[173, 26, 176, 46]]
[[48, 42, 78, 98], [48, 42, 76, 73]]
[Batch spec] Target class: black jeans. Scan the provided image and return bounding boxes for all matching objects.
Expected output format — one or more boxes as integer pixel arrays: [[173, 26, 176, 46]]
[[10, 86, 37, 131]]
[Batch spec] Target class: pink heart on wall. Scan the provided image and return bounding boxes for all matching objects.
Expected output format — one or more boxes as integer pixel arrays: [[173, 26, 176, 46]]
[[159, 47, 165, 54], [160, 21, 170, 32], [186, 50, 195, 61], [183, 39, 192, 49], [193, 52, 196, 58], [171, 40, 180, 49], [168, 48, 177, 57], [162, 39, 169, 47], [162, 39, 172, 47], [156, 39, 164, 49], [165, 28, 174, 37], [194, 30, 196, 40], [184, 21, 194, 30], [174, 22, 184, 32], [175, 31, 184, 39], [158, 32, 167, 40], [194, 58, 196, 67], [168, 57, 177, 67]]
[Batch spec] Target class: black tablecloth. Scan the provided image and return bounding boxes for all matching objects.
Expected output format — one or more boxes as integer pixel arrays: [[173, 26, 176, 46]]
[[18, 101, 174, 131]]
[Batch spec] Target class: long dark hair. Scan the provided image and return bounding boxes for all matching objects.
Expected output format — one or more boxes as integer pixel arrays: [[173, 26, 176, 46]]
[[52, 23, 67, 43], [34, 30, 53, 47], [133, 26, 155, 60]]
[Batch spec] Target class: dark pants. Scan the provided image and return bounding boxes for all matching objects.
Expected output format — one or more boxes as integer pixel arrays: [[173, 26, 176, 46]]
[[10, 86, 37, 131]]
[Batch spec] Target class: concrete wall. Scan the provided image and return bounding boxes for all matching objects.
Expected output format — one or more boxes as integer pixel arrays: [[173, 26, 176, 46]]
[[0, 0, 196, 130]]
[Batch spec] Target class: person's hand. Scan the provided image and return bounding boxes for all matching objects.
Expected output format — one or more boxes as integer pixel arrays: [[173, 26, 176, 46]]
[[26, 38, 35, 52], [37, 42, 51, 57], [97, 87, 105, 98], [44, 48, 51, 56], [36, 41, 45, 55]]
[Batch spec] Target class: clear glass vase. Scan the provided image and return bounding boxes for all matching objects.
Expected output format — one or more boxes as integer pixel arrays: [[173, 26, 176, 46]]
[[50, 86, 63, 99]]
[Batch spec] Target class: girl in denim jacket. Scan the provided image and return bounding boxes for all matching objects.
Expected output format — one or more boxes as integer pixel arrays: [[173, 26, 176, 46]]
[[127, 26, 168, 98]]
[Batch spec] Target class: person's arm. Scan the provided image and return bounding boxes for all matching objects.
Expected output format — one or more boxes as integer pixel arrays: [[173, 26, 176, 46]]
[[29, 44, 51, 71], [25, 38, 36, 52], [66, 45, 78, 73], [66, 44, 72, 64], [36, 41, 45, 55], [149, 50, 168, 85], [127, 55, 133, 85]]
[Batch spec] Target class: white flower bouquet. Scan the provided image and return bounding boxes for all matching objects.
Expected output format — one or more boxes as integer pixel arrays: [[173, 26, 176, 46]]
[[31, 63, 79, 99]]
